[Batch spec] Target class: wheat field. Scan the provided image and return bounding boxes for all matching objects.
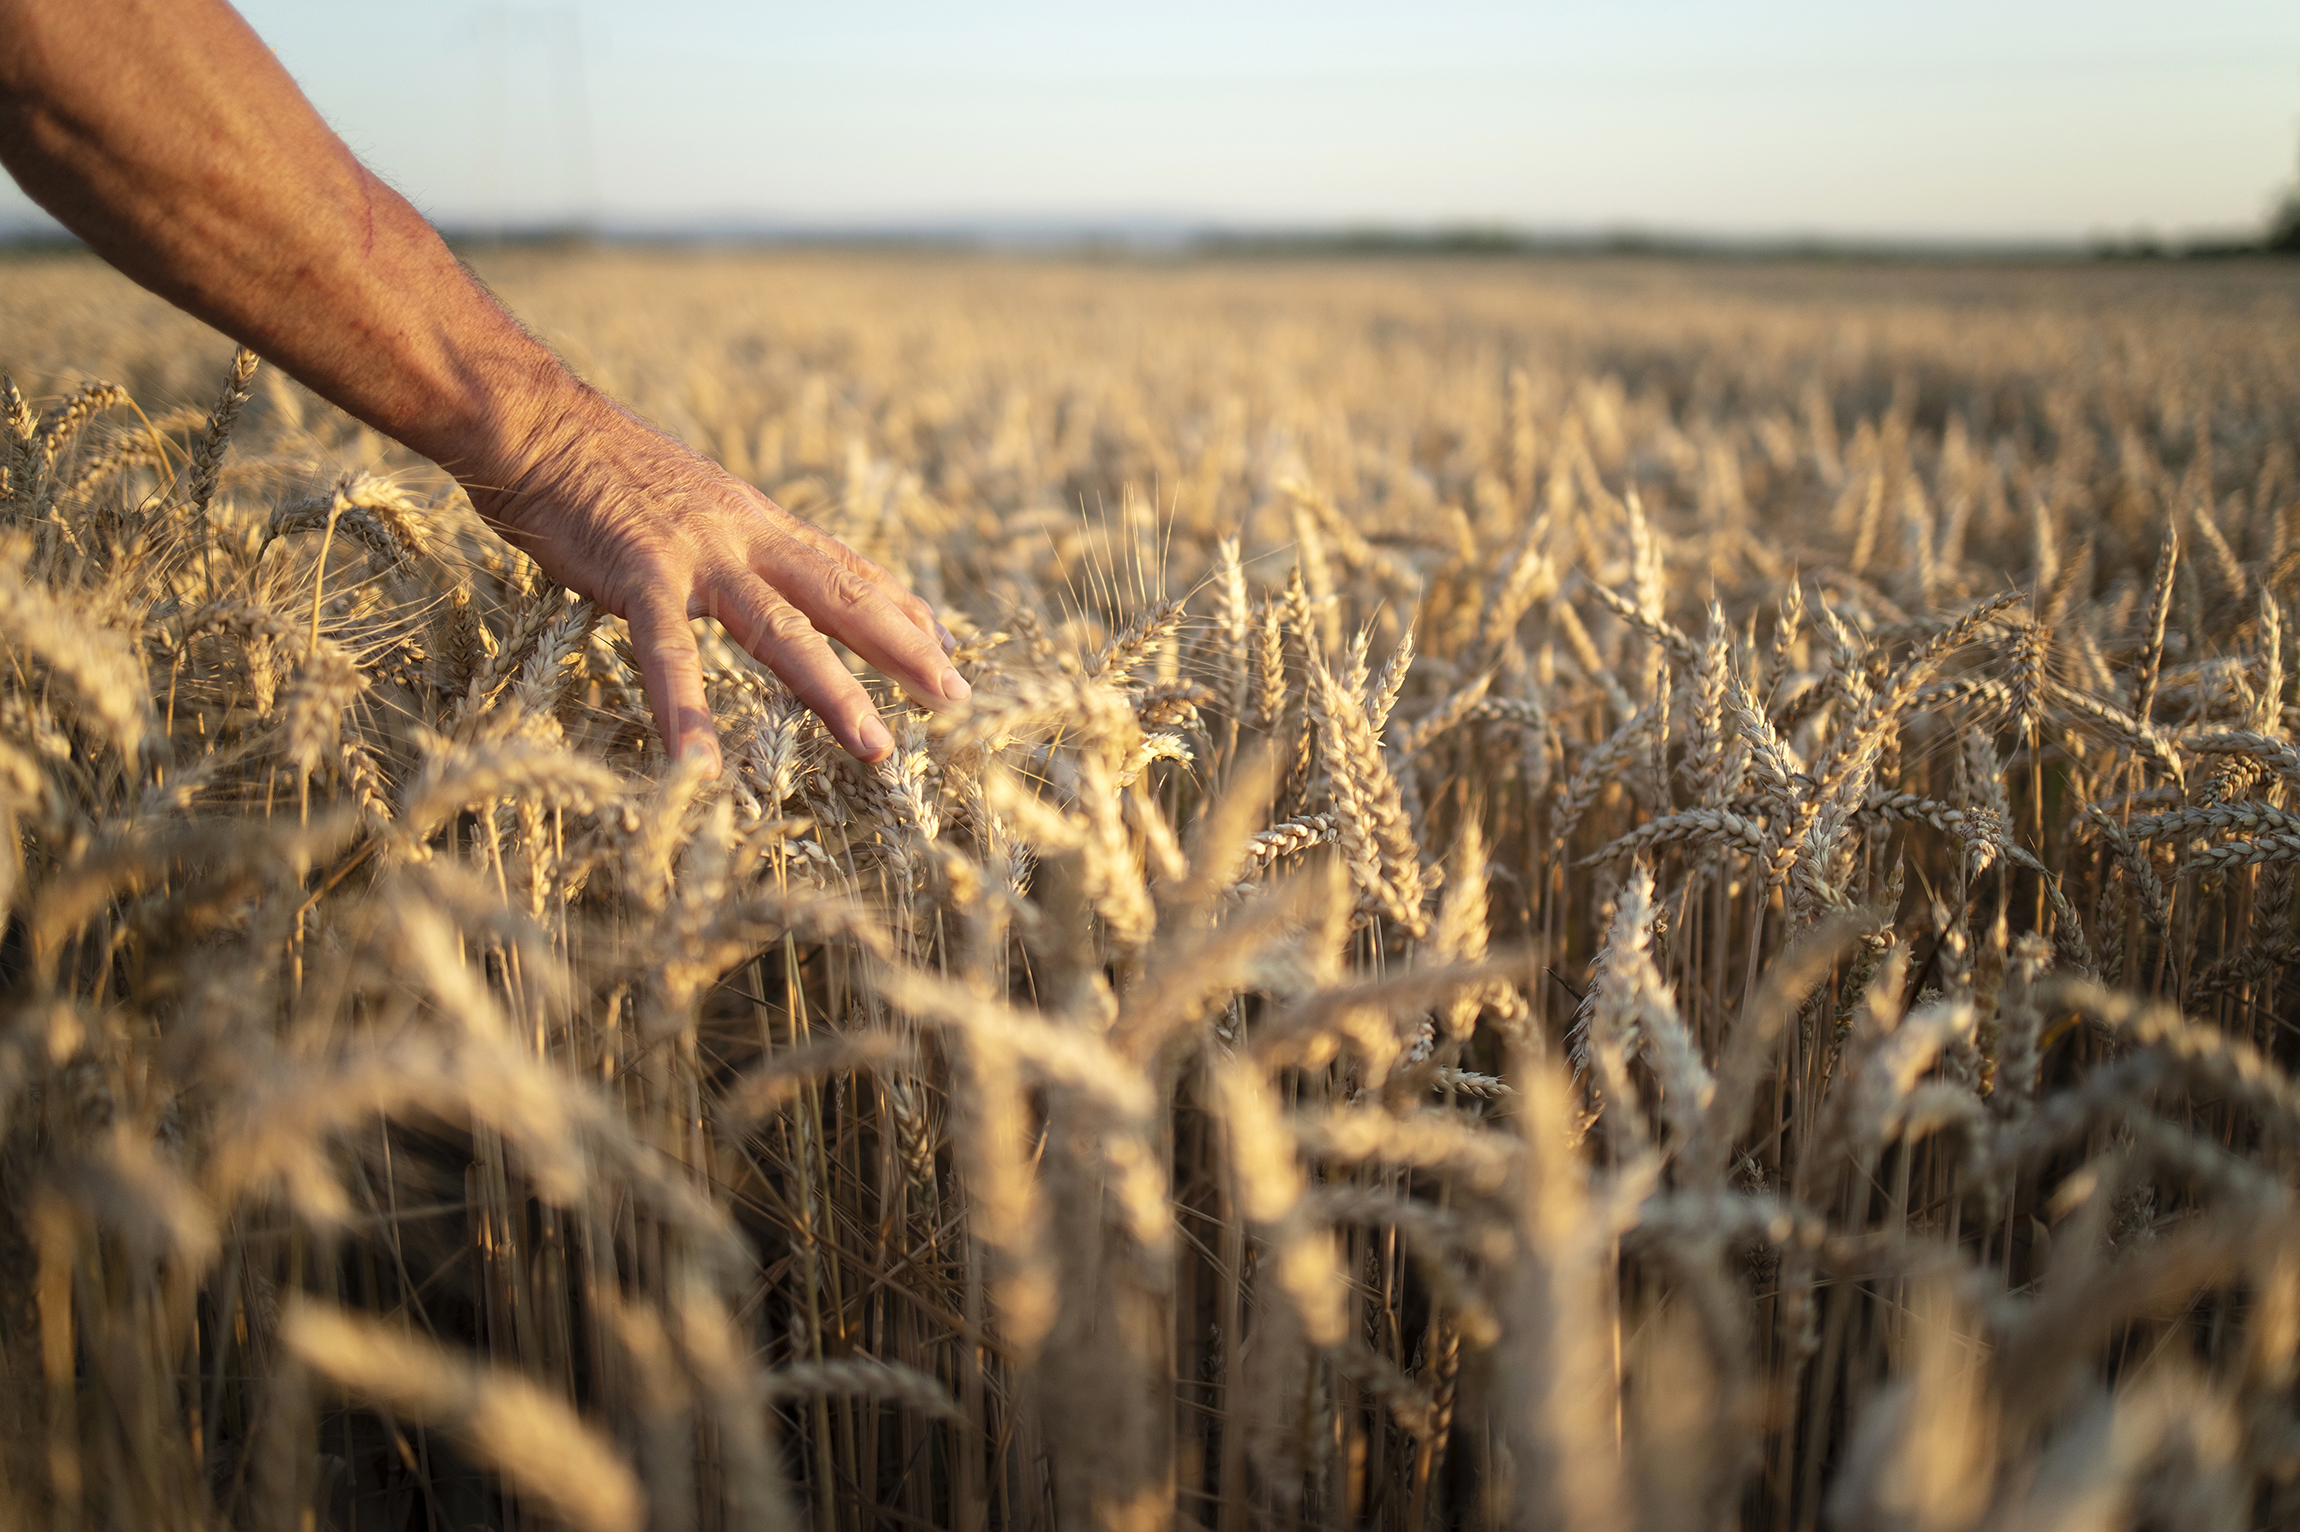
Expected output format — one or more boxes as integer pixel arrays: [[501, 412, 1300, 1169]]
[[2, 249, 2299, 1532]]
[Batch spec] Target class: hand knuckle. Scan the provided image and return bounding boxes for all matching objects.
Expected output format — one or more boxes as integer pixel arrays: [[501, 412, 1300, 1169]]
[[825, 566, 876, 614], [762, 603, 819, 648]]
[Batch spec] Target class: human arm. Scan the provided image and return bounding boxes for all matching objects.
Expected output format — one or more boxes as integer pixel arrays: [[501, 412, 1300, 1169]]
[[0, 0, 964, 765]]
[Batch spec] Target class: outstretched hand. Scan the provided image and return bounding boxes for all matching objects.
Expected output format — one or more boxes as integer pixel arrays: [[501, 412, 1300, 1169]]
[[468, 389, 965, 768], [0, 0, 962, 770]]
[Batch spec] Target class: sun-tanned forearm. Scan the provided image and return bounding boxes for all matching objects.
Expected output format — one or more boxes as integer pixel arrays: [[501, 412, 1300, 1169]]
[[0, 0, 573, 489], [0, 0, 964, 767]]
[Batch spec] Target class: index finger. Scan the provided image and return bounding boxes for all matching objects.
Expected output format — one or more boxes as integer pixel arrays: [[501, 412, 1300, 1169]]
[[625, 591, 722, 775]]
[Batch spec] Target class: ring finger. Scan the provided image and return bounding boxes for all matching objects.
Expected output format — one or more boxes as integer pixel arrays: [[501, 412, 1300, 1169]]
[[703, 569, 895, 761]]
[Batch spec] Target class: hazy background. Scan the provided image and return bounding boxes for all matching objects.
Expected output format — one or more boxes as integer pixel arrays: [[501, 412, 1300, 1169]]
[[3, 0, 2298, 248]]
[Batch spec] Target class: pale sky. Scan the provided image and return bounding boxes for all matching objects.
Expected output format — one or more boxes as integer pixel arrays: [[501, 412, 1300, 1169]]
[[4, 1, 2297, 244]]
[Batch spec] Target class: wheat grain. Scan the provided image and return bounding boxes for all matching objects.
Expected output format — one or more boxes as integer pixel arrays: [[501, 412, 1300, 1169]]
[[282, 1301, 643, 1532], [5, 252, 2298, 1532]]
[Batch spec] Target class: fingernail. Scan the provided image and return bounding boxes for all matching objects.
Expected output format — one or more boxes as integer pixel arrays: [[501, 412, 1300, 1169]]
[[856, 714, 893, 759], [936, 622, 958, 655], [680, 741, 723, 779], [939, 668, 972, 704]]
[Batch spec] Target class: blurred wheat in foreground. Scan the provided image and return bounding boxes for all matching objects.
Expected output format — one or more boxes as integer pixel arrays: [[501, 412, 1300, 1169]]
[[3, 253, 2300, 1532]]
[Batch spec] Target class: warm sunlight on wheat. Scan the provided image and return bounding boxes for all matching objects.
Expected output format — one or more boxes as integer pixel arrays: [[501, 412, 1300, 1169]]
[[3, 251, 2298, 1531]]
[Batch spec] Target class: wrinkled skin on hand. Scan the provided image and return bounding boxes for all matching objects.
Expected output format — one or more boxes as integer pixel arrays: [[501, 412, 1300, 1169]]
[[0, 0, 963, 769], [468, 387, 965, 769]]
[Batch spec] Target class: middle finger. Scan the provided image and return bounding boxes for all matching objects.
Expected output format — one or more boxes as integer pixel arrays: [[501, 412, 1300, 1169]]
[[758, 537, 969, 710]]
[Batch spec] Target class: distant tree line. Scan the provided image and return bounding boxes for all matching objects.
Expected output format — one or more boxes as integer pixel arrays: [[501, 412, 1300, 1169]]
[[2264, 122, 2300, 254]]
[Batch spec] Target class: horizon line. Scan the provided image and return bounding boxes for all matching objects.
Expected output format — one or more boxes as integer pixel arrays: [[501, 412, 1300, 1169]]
[[0, 212, 2289, 262]]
